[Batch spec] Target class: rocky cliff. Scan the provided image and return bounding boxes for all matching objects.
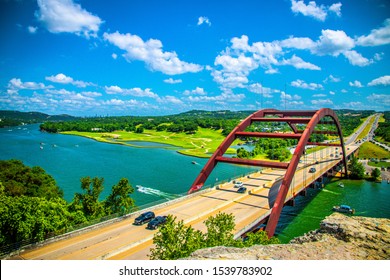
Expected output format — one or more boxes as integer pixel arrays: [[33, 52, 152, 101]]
[[187, 213, 390, 260]]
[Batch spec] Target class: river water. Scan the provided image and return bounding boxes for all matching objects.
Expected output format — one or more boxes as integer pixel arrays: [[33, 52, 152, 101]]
[[1, 124, 389, 243], [0, 124, 255, 205]]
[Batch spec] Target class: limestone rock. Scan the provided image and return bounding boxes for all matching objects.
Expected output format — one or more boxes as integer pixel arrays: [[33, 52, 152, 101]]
[[187, 213, 390, 260]]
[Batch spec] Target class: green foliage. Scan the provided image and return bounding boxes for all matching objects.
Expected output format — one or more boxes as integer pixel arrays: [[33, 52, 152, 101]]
[[150, 215, 204, 260], [70, 177, 105, 219], [150, 212, 280, 260], [241, 231, 280, 247], [375, 112, 390, 142], [348, 155, 365, 179], [104, 178, 135, 215], [0, 159, 63, 199], [0, 195, 72, 245], [204, 212, 236, 247], [236, 138, 295, 162], [370, 168, 381, 181]]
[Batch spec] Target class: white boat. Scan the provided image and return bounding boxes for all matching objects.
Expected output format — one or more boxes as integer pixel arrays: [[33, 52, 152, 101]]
[[338, 182, 344, 188]]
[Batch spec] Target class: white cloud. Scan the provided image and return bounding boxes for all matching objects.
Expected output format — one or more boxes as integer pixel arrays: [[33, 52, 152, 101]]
[[343, 50, 373, 67], [357, 18, 390, 47], [247, 83, 274, 98], [164, 78, 182, 84], [311, 98, 333, 105], [36, 0, 103, 38], [312, 29, 355, 56], [158, 95, 183, 105], [197, 16, 211, 26], [7, 78, 51, 94], [367, 75, 390, 87], [28, 26, 38, 34], [183, 87, 207, 95], [279, 54, 321, 70], [349, 80, 363, 88], [367, 94, 390, 107], [45, 73, 93, 87], [291, 79, 323, 90], [186, 90, 245, 103], [280, 36, 316, 49], [104, 85, 158, 98], [103, 31, 203, 75], [329, 3, 342, 17], [291, 0, 342, 21], [112, 53, 118, 60], [324, 75, 341, 83]]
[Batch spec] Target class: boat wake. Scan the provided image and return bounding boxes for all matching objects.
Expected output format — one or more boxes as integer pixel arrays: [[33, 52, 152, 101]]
[[321, 189, 340, 195], [136, 185, 179, 199]]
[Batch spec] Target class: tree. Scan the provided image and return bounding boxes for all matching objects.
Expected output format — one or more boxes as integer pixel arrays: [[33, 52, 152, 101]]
[[150, 215, 204, 260], [70, 177, 105, 219], [204, 212, 236, 247], [348, 155, 365, 179], [104, 178, 135, 215], [370, 168, 381, 181], [149, 212, 280, 260], [0, 159, 63, 199]]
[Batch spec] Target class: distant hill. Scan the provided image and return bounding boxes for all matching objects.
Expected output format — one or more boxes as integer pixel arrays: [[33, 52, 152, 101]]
[[0, 110, 77, 128]]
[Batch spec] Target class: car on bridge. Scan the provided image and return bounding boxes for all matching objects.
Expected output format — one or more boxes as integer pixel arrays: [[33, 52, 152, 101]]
[[234, 181, 244, 188], [237, 186, 247, 193], [147, 215, 168, 230], [134, 211, 155, 225], [309, 167, 316, 173]]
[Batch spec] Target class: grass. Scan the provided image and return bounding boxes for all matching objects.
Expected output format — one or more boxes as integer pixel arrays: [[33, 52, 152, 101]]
[[357, 141, 390, 159], [62, 128, 238, 158], [367, 161, 390, 168], [356, 116, 375, 141]]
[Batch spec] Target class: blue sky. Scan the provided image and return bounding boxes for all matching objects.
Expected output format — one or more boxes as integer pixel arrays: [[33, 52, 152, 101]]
[[1, 0, 389, 116]]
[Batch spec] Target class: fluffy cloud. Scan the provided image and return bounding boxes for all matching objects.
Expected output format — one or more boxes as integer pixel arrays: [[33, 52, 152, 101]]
[[367, 75, 390, 87], [28, 26, 38, 34], [247, 83, 274, 98], [164, 78, 182, 84], [183, 87, 207, 95], [367, 94, 390, 107], [104, 85, 158, 98], [7, 78, 51, 94], [279, 54, 321, 70], [311, 99, 334, 105], [343, 50, 373, 67], [197, 16, 211, 26], [45, 73, 93, 87], [291, 79, 323, 90], [103, 31, 203, 75], [36, 0, 103, 38], [291, 0, 342, 21], [357, 18, 390, 47], [349, 80, 363, 87], [312, 29, 355, 56]]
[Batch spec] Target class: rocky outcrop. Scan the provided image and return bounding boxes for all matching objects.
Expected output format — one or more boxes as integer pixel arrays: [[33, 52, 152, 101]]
[[187, 213, 390, 260]]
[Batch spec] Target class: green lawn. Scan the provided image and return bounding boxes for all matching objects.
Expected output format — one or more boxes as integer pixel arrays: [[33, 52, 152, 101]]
[[357, 141, 390, 159], [367, 161, 390, 168], [62, 128, 239, 158]]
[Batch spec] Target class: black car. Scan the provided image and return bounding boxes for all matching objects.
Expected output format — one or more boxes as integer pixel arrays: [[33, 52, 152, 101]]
[[147, 216, 168, 230], [134, 211, 155, 225], [237, 186, 247, 193]]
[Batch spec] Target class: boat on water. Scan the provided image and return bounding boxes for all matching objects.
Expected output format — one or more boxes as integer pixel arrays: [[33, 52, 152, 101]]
[[338, 182, 344, 188], [191, 161, 197, 164], [333, 204, 354, 214]]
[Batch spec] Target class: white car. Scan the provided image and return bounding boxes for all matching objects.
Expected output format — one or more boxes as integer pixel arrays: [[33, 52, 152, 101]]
[[234, 181, 243, 188]]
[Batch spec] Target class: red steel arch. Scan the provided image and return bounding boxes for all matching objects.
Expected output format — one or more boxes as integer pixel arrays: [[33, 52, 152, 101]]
[[188, 108, 348, 237]]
